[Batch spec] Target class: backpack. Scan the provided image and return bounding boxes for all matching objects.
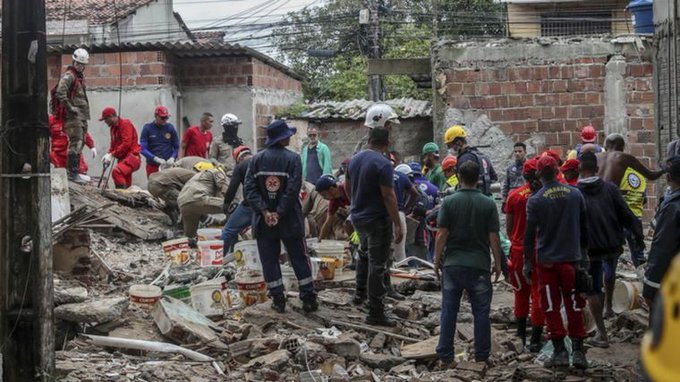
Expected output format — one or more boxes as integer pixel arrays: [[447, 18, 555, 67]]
[[49, 67, 80, 120], [467, 148, 493, 196]]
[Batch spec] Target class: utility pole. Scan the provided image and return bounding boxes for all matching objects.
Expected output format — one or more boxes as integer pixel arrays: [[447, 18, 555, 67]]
[[368, 0, 384, 101], [0, 0, 55, 380]]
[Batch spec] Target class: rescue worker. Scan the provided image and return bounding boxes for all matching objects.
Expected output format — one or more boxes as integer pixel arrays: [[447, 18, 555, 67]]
[[346, 127, 403, 325], [524, 155, 589, 369], [441, 155, 458, 194], [354, 103, 400, 153], [567, 125, 605, 160], [576, 151, 644, 348], [422, 142, 447, 190], [504, 158, 545, 352], [603, 133, 653, 268], [434, 160, 503, 367], [642, 156, 680, 314], [443, 124, 498, 196], [140, 106, 179, 177], [180, 112, 213, 159], [502, 142, 527, 205], [392, 163, 419, 264], [49, 114, 96, 177], [314, 175, 350, 242], [177, 166, 228, 245], [221, 146, 253, 254], [244, 120, 318, 313], [99, 107, 141, 189], [301, 127, 333, 184], [560, 159, 580, 186], [148, 167, 196, 225], [173, 156, 215, 171], [209, 113, 241, 167], [54, 48, 91, 183]]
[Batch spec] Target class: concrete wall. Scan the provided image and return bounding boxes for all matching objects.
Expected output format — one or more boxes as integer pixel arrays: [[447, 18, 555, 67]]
[[434, 37, 658, 221], [252, 88, 303, 150]]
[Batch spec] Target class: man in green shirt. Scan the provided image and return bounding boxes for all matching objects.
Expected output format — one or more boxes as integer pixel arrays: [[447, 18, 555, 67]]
[[434, 160, 503, 367], [422, 142, 447, 190]]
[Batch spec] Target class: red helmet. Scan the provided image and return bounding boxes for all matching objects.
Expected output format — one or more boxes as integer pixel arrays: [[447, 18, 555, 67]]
[[441, 155, 457, 171], [154, 105, 170, 118], [581, 125, 596, 143], [232, 145, 251, 161]]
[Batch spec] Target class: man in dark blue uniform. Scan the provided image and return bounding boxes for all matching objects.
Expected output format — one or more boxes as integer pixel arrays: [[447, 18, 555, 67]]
[[244, 120, 318, 313]]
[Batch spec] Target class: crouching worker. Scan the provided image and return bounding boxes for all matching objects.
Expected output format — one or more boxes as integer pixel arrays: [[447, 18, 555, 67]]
[[99, 107, 141, 189], [177, 165, 228, 246], [244, 120, 318, 313], [148, 167, 196, 224]]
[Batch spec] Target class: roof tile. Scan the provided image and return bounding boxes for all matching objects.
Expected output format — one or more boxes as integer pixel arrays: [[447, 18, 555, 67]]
[[45, 0, 156, 25]]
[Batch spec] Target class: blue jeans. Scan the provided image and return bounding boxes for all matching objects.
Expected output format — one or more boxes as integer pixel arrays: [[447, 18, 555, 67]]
[[437, 266, 493, 362], [221, 204, 253, 253]]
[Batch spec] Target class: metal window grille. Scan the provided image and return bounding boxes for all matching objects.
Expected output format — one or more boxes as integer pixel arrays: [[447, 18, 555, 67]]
[[540, 12, 612, 37]]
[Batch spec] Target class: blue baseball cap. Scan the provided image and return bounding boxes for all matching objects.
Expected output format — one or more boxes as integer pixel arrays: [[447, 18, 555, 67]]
[[315, 175, 337, 192]]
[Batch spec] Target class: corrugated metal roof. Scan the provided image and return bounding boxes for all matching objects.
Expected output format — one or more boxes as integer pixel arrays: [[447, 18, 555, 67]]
[[293, 98, 431, 121], [47, 41, 304, 81]]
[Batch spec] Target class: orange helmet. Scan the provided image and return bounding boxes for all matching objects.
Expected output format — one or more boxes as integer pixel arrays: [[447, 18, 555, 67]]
[[442, 155, 457, 171], [232, 145, 251, 161]]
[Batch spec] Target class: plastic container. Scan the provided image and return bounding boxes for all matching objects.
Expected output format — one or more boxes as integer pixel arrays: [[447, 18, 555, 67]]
[[235, 272, 267, 306], [129, 284, 162, 309], [162, 238, 191, 265], [163, 284, 191, 304], [612, 280, 643, 313], [627, 0, 654, 34], [233, 240, 261, 271], [315, 257, 337, 280], [313, 240, 346, 273], [190, 277, 228, 316], [197, 228, 222, 241], [197, 240, 224, 266]]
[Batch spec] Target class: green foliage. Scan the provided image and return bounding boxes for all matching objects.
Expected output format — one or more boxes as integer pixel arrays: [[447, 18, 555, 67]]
[[272, 0, 504, 101]]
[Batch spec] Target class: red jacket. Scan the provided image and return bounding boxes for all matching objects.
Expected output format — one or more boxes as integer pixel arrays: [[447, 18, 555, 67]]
[[109, 118, 141, 159]]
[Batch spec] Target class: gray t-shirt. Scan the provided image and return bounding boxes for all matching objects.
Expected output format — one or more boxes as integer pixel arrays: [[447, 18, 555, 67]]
[[305, 146, 323, 184]]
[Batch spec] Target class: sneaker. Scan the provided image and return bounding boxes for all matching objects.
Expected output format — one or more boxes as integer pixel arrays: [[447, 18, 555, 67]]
[[436, 359, 457, 370], [271, 295, 286, 313], [68, 173, 88, 184], [365, 314, 397, 327], [302, 298, 319, 313]]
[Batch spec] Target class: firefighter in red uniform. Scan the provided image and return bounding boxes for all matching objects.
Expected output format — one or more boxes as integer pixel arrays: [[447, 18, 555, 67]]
[[49, 114, 96, 175], [99, 107, 141, 188], [504, 157, 545, 352]]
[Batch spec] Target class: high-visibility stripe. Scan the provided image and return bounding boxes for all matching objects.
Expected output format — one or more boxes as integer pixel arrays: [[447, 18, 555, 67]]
[[512, 271, 522, 292], [267, 279, 284, 288], [571, 289, 582, 312], [545, 284, 554, 312], [298, 276, 314, 286], [254, 171, 289, 177], [644, 278, 661, 288]]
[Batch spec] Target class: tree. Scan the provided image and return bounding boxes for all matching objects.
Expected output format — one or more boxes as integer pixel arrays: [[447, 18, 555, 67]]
[[272, 0, 504, 102]]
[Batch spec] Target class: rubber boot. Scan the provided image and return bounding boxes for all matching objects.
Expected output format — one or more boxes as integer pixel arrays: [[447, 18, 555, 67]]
[[544, 338, 569, 368], [67, 153, 87, 184], [302, 297, 319, 313], [516, 317, 527, 348], [271, 295, 286, 313], [366, 302, 397, 327], [528, 326, 544, 353], [571, 338, 588, 369]]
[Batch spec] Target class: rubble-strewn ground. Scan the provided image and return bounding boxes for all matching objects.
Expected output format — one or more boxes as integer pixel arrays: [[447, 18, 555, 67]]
[[54, 223, 649, 381]]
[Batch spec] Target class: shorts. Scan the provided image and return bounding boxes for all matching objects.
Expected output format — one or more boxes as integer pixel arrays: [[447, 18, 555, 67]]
[[588, 259, 603, 296]]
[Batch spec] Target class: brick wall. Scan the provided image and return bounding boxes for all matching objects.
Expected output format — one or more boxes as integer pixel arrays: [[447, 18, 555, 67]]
[[177, 56, 253, 87], [438, 40, 658, 221], [251, 58, 302, 92], [48, 51, 173, 89]]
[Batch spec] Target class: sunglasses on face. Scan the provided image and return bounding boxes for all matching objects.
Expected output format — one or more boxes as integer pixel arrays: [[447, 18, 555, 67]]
[[158, 116, 169, 120]]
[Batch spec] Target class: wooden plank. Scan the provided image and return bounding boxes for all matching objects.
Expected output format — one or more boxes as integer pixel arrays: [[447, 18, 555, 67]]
[[400, 336, 438, 359], [367, 58, 431, 75]]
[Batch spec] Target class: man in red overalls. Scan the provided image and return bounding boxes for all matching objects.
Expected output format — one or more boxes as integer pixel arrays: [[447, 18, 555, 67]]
[[99, 107, 141, 189], [49, 114, 96, 176]]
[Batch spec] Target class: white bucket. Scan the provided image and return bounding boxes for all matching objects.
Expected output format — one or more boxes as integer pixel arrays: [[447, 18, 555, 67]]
[[190, 277, 228, 317], [233, 240, 261, 271], [197, 240, 224, 266], [162, 237, 191, 265], [235, 271, 267, 306], [314, 241, 345, 273], [129, 284, 162, 309], [197, 228, 222, 241], [613, 280, 643, 313]]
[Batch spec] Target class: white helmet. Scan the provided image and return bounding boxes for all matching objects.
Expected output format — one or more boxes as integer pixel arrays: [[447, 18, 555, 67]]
[[364, 103, 400, 128], [72, 48, 89, 64], [221, 113, 241, 126], [394, 164, 413, 176]]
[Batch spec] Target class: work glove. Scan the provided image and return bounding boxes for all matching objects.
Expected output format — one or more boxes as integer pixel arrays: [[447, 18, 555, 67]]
[[167, 157, 176, 166], [153, 156, 166, 165], [102, 153, 113, 165], [523, 262, 532, 285], [91, 147, 97, 159]]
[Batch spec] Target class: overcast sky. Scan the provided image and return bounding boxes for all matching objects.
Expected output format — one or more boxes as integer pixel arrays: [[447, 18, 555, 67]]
[[174, 0, 320, 29]]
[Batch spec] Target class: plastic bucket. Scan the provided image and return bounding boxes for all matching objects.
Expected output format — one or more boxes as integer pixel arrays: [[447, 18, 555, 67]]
[[316, 257, 337, 280], [197, 228, 222, 241], [627, 0, 654, 34], [613, 280, 643, 313], [235, 273, 267, 306], [190, 277, 228, 317], [129, 284, 162, 309], [233, 240, 261, 271], [197, 240, 224, 266], [162, 238, 191, 265], [163, 284, 191, 304], [313, 241, 345, 273]]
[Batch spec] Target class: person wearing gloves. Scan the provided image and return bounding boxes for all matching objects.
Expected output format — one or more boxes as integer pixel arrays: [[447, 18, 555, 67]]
[[99, 107, 141, 189], [177, 166, 229, 246], [140, 105, 179, 177]]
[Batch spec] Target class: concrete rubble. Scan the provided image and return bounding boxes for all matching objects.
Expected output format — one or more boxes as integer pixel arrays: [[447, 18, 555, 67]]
[[54, 183, 648, 381]]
